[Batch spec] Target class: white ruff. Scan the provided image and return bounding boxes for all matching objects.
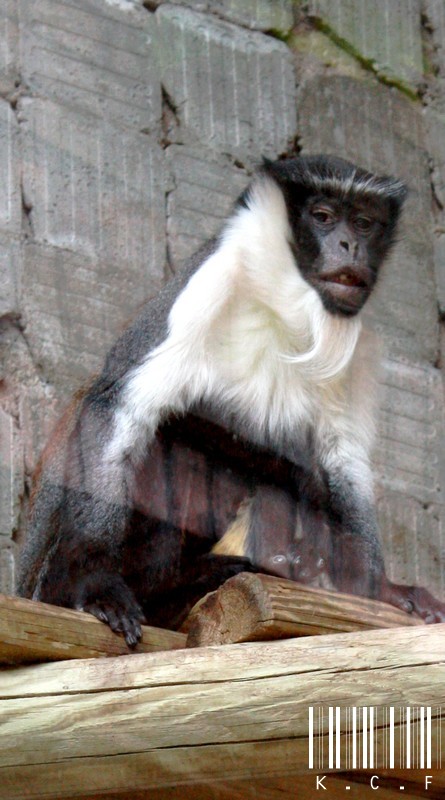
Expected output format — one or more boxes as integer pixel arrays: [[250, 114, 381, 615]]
[[106, 177, 371, 467]]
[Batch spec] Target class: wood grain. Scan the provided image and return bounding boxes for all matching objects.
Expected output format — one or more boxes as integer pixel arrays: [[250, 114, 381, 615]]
[[1, 624, 445, 798], [184, 572, 422, 646], [0, 592, 186, 664]]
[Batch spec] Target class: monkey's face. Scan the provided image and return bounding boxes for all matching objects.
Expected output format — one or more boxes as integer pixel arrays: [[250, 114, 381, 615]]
[[294, 193, 395, 317]]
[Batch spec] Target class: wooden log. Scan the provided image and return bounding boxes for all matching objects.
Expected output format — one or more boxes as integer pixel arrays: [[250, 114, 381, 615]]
[[1, 624, 445, 798], [32, 771, 445, 800], [184, 572, 422, 646], [0, 593, 186, 664]]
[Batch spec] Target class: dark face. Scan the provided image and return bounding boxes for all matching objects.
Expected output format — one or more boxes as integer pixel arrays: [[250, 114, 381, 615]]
[[293, 193, 395, 317]]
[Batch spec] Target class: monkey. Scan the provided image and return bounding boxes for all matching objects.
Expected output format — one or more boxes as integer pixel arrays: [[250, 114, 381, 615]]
[[17, 154, 445, 646]]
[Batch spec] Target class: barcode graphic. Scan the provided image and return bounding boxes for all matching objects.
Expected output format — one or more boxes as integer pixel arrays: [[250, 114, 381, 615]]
[[308, 706, 442, 770]]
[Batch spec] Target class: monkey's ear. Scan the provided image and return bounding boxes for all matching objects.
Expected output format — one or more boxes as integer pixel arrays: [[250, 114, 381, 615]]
[[387, 181, 408, 219], [261, 156, 274, 169], [259, 156, 292, 187]]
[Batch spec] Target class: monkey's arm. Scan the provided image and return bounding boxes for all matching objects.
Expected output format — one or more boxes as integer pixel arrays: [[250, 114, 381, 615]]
[[325, 454, 445, 623], [17, 391, 149, 647], [17, 238, 243, 647]]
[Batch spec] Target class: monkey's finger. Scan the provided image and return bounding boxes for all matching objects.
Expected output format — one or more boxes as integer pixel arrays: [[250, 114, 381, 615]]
[[130, 602, 147, 624], [120, 615, 142, 648], [99, 604, 125, 633], [409, 587, 445, 623], [82, 602, 111, 625], [84, 601, 143, 646], [381, 582, 445, 623]]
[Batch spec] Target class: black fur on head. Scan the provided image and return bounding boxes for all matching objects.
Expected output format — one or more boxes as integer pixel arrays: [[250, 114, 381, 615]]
[[256, 154, 408, 317], [260, 154, 407, 208]]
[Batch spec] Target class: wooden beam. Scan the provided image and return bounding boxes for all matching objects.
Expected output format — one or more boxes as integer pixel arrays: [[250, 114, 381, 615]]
[[34, 771, 445, 800], [1, 624, 445, 798], [184, 572, 421, 646], [0, 593, 186, 664]]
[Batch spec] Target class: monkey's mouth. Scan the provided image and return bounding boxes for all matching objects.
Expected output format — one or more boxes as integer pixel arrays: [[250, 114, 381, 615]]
[[316, 267, 372, 314], [320, 267, 369, 289]]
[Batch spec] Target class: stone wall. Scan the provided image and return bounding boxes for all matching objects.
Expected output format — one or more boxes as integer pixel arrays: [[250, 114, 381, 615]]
[[0, 0, 444, 599]]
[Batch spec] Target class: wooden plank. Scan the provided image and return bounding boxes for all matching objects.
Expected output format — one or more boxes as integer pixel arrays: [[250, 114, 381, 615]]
[[184, 572, 422, 646], [1, 625, 445, 798], [64, 772, 445, 800], [0, 593, 186, 664]]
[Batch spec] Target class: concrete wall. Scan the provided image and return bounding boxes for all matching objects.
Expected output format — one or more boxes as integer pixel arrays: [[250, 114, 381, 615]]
[[0, 0, 444, 599]]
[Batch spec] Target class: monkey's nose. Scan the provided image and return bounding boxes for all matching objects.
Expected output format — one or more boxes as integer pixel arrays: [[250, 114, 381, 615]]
[[340, 240, 350, 252]]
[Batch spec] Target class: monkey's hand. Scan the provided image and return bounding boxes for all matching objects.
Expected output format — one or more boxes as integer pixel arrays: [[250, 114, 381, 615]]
[[380, 580, 445, 624], [75, 572, 146, 647]]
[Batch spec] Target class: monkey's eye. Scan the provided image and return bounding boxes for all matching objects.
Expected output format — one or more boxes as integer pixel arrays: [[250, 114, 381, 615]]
[[311, 208, 336, 225], [353, 216, 373, 233]]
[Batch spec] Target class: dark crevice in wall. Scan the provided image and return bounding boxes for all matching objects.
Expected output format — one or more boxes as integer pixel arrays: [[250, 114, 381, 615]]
[[263, 28, 293, 44], [163, 142, 177, 278], [142, 0, 158, 12], [20, 181, 34, 240], [161, 85, 181, 148], [420, 5, 441, 79], [141, 0, 294, 41], [277, 134, 302, 160], [1, 79, 29, 113]]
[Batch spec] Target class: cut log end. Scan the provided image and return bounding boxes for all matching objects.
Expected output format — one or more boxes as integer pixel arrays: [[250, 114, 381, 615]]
[[184, 573, 423, 647]]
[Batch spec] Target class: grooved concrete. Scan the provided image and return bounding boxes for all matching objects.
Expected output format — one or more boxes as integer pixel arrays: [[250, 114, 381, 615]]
[[166, 144, 248, 266], [0, 548, 15, 594], [0, 100, 21, 235], [156, 4, 297, 159], [307, 0, 423, 89], [21, 98, 166, 277], [149, 0, 294, 31], [425, 110, 445, 315], [375, 358, 445, 507], [22, 240, 163, 393], [377, 492, 444, 598], [0, 0, 19, 95], [0, 238, 21, 319], [0, 407, 23, 538], [19, 0, 162, 131], [375, 357, 445, 598], [424, 0, 445, 74]]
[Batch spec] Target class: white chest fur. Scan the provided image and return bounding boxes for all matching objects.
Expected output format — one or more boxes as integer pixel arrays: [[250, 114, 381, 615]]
[[108, 177, 369, 465]]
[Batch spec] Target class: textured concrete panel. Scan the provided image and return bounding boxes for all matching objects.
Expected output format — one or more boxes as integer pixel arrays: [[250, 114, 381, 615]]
[[425, 110, 445, 315], [150, 0, 294, 31], [156, 5, 297, 159], [308, 0, 423, 89], [377, 493, 444, 599], [21, 98, 166, 277], [0, 99, 21, 235], [426, 110, 445, 205], [166, 145, 248, 266], [375, 358, 445, 507], [298, 74, 439, 365], [0, 547, 15, 594], [0, 407, 23, 538], [0, 237, 21, 319], [375, 357, 445, 598], [19, 0, 161, 131], [424, 0, 445, 73], [19, 382, 62, 476], [0, 0, 19, 95], [22, 241, 163, 393], [433, 235, 445, 317]]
